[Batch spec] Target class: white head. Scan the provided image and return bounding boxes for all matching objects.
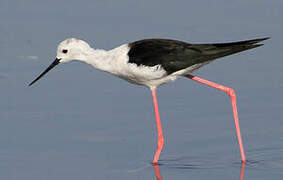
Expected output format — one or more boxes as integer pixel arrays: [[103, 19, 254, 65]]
[[57, 38, 92, 63], [29, 38, 93, 86]]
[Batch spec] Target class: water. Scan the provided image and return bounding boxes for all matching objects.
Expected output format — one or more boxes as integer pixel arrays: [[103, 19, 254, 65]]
[[1, 0, 283, 179]]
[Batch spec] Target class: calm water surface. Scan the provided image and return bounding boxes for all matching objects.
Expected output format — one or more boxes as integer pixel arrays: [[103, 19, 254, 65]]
[[1, 0, 282, 179]]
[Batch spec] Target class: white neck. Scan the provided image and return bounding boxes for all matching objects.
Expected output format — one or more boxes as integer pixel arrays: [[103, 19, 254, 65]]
[[77, 44, 129, 75], [77, 48, 113, 73]]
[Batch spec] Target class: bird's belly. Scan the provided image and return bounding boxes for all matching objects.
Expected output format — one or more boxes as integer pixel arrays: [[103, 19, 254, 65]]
[[113, 63, 176, 88], [117, 73, 178, 88]]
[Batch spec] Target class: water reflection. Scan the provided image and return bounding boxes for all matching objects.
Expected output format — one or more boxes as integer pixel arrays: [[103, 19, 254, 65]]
[[153, 162, 246, 180], [153, 164, 163, 180], [239, 162, 246, 180]]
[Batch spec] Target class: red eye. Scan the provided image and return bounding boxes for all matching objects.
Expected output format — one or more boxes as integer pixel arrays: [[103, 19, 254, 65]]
[[62, 49, 68, 54]]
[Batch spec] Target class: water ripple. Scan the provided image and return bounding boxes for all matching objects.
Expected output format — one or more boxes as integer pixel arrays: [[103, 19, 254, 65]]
[[146, 146, 283, 173]]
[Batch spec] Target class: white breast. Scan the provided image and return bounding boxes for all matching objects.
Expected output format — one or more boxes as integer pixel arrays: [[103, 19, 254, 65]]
[[104, 44, 169, 88]]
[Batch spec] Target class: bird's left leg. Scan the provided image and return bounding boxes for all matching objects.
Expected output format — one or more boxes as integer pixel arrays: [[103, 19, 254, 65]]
[[151, 88, 165, 164], [185, 74, 246, 163]]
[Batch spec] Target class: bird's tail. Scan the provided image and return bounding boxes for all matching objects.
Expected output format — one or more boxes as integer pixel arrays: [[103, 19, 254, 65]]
[[211, 37, 269, 49], [192, 37, 270, 62]]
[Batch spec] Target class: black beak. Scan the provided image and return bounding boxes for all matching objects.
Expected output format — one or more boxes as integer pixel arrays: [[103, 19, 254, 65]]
[[29, 58, 61, 86]]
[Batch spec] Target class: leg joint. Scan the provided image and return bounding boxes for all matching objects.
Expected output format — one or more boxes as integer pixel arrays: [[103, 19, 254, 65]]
[[226, 87, 236, 98], [158, 138, 164, 149]]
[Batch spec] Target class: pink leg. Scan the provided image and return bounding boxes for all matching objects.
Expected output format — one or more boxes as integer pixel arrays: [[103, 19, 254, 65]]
[[185, 74, 246, 162], [151, 88, 165, 164]]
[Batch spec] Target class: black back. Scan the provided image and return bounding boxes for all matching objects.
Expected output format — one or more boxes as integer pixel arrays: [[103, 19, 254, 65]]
[[128, 38, 268, 74]]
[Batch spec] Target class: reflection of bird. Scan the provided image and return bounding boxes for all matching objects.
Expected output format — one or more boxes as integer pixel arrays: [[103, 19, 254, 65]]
[[29, 37, 269, 164], [153, 162, 246, 180]]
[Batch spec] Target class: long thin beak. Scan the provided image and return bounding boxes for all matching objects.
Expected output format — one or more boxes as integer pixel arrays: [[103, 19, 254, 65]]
[[29, 58, 61, 86]]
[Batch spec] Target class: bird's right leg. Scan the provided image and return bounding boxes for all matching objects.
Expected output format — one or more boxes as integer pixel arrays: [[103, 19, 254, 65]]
[[151, 88, 165, 164], [185, 74, 246, 162]]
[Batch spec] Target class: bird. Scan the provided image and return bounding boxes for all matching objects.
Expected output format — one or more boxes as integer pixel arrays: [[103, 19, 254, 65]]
[[29, 37, 269, 164]]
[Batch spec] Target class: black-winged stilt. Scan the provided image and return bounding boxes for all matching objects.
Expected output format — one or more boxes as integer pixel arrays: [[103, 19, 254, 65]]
[[29, 37, 269, 164]]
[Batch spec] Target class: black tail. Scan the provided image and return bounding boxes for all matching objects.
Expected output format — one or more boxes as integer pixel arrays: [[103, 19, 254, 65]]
[[189, 37, 270, 64], [212, 37, 269, 49]]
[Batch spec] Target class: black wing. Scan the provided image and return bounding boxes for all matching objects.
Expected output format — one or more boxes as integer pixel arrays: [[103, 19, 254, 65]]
[[128, 38, 269, 74]]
